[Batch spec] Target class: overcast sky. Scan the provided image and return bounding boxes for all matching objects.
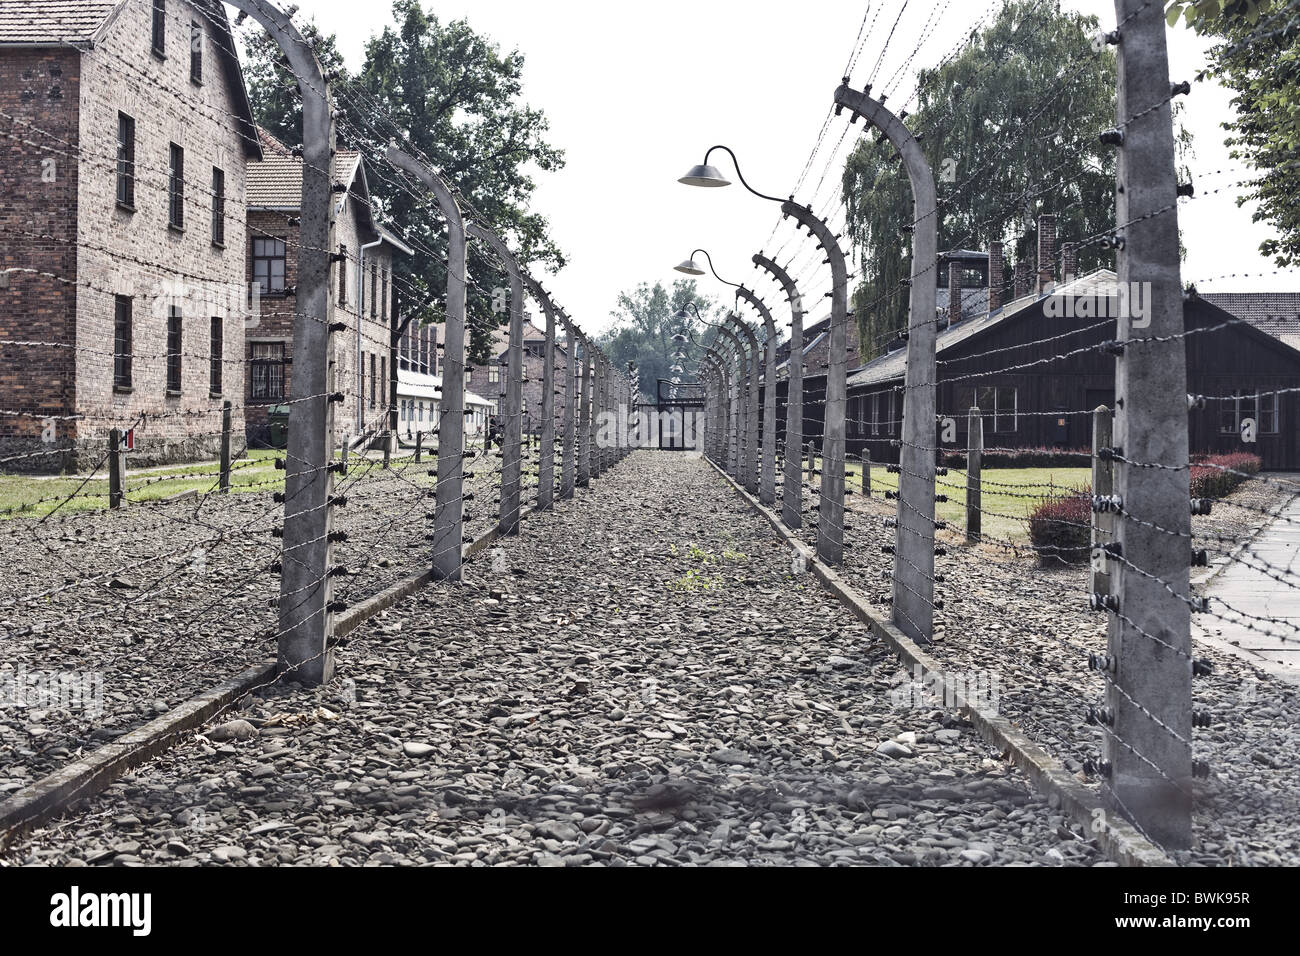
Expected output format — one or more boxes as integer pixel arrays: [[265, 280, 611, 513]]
[[269, 0, 1290, 337]]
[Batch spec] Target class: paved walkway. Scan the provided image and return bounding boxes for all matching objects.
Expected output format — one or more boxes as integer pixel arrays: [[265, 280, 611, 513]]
[[1196, 483, 1300, 685], [5, 451, 1099, 867]]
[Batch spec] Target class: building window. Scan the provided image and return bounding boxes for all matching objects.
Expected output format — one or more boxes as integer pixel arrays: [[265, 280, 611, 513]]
[[380, 355, 386, 406], [488, 363, 500, 384], [369, 353, 377, 408], [338, 244, 348, 306], [960, 386, 1018, 433], [252, 237, 286, 295], [166, 307, 183, 393], [151, 0, 166, 57], [1220, 389, 1280, 435], [116, 112, 135, 208], [168, 142, 184, 230], [211, 167, 225, 246], [250, 342, 286, 400], [369, 263, 378, 318], [466, 368, 473, 386], [190, 22, 203, 83], [381, 269, 389, 320], [113, 295, 132, 389], [209, 316, 223, 395], [870, 391, 895, 436]]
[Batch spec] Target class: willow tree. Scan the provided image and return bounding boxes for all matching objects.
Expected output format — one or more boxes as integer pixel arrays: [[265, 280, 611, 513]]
[[843, 0, 1118, 359]]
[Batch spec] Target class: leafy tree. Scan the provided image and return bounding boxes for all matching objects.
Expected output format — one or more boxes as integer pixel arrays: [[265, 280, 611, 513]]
[[241, 2, 565, 364], [842, 0, 1118, 360], [599, 280, 728, 402], [1167, 0, 1300, 266], [242, 21, 347, 148]]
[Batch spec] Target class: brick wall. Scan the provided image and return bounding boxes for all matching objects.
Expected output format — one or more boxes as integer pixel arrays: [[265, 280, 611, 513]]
[[0, 49, 82, 471], [72, 0, 250, 468], [244, 207, 297, 439]]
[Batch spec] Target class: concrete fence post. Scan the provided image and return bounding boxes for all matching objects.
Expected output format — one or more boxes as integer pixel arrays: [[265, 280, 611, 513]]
[[966, 406, 982, 543], [219, 400, 232, 494], [524, 277, 557, 510], [414, 430, 422, 463], [1102, 0, 1193, 849], [229, 0, 341, 686], [467, 224, 523, 536], [861, 449, 871, 498], [560, 317, 576, 499], [108, 428, 125, 510], [736, 288, 778, 507], [755, 253, 805, 532], [1091, 405, 1114, 596], [577, 336, 592, 487], [728, 316, 761, 497], [386, 145, 468, 583], [835, 80, 938, 639]]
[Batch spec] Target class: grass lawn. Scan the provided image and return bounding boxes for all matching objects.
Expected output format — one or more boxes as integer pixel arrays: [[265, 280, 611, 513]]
[[843, 463, 1091, 545]]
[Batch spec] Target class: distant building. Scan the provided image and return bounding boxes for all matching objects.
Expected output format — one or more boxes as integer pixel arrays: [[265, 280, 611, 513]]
[[0, 0, 261, 469], [243, 129, 412, 447]]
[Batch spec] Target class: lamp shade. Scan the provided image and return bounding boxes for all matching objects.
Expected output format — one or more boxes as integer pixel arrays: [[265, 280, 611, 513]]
[[679, 164, 731, 188], [674, 259, 706, 276]]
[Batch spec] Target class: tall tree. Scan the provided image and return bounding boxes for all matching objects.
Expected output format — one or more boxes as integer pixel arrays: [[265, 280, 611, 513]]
[[1168, 0, 1300, 266], [240, 2, 566, 363], [843, 0, 1118, 360], [600, 280, 727, 401]]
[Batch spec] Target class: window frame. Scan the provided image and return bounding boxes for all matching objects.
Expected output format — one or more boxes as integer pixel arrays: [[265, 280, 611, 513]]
[[251, 237, 287, 295], [168, 142, 185, 231], [113, 295, 133, 391], [166, 306, 183, 394], [250, 341, 287, 401], [189, 21, 203, 84], [337, 244, 348, 307], [151, 0, 166, 58], [209, 316, 223, 396], [210, 166, 225, 247], [116, 112, 135, 210]]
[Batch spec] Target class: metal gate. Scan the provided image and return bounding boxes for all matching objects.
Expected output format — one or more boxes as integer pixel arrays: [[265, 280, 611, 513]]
[[656, 380, 705, 452]]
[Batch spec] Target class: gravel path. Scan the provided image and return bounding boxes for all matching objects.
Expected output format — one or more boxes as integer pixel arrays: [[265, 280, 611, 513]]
[[4, 451, 1101, 867], [797, 463, 1300, 866], [0, 447, 534, 788]]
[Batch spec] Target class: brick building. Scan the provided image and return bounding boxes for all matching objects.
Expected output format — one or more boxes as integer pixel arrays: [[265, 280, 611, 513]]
[[395, 318, 496, 443], [0, 0, 262, 469], [244, 129, 412, 448]]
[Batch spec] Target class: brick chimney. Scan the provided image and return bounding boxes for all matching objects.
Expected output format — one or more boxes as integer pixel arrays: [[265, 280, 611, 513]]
[[1014, 259, 1031, 300], [988, 241, 1004, 311], [1061, 241, 1079, 285], [1037, 214, 1056, 293], [948, 259, 961, 327]]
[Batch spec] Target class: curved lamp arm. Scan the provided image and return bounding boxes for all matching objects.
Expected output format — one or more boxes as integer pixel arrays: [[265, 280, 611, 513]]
[[684, 145, 787, 204]]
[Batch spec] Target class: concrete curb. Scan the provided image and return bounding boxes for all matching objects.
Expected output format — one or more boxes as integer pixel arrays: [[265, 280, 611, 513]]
[[0, 659, 276, 852], [0, 486, 577, 853], [706, 457, 1171, 867]]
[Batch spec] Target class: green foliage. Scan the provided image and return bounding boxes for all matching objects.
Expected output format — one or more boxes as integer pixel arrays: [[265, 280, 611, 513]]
[[843, 0, 1118, 360], [1168, 0, 1300, 265], [599, 280, 725, 401], [242, 2, 565, 364]]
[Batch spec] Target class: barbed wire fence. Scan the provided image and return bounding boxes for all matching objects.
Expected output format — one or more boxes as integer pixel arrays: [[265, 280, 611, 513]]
[[0, 0, 642, 848], [692, 0, 1300, 857]]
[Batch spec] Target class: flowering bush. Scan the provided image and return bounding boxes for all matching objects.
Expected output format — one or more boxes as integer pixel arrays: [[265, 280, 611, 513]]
[[1189, 452, 1262, 499], [1027, 491, 1094, 566]]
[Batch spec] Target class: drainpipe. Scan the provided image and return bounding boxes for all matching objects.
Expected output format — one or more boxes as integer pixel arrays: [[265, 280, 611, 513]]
[[358, 236, 385, 437]]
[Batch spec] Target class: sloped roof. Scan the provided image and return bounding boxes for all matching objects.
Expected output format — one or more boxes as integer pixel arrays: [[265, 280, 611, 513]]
[[0, 0, 121, 45], [246, 148, 363, 209], [0, 0, 261, 159], [848, 270, 1120, 390], [1201, 292, 1300, 350]]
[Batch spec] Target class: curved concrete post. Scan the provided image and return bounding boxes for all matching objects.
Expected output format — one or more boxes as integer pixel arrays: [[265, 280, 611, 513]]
[[576, 334, 592, 486], [523, 276, 557, 510], [835, 81, 938, 644], [780, 200, 847, 571], [558, 314, 577, 499], [386, 145, 469, 584], [712, 324, 747, 480], [736, 287, 778, 506], [593, 349, 607, 476], [230, 0, 336, 685], [727, 315, 761, 496], [698, 343, 731, 465], [467, 224, 524, 536], [755, 252, 806, 531]]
